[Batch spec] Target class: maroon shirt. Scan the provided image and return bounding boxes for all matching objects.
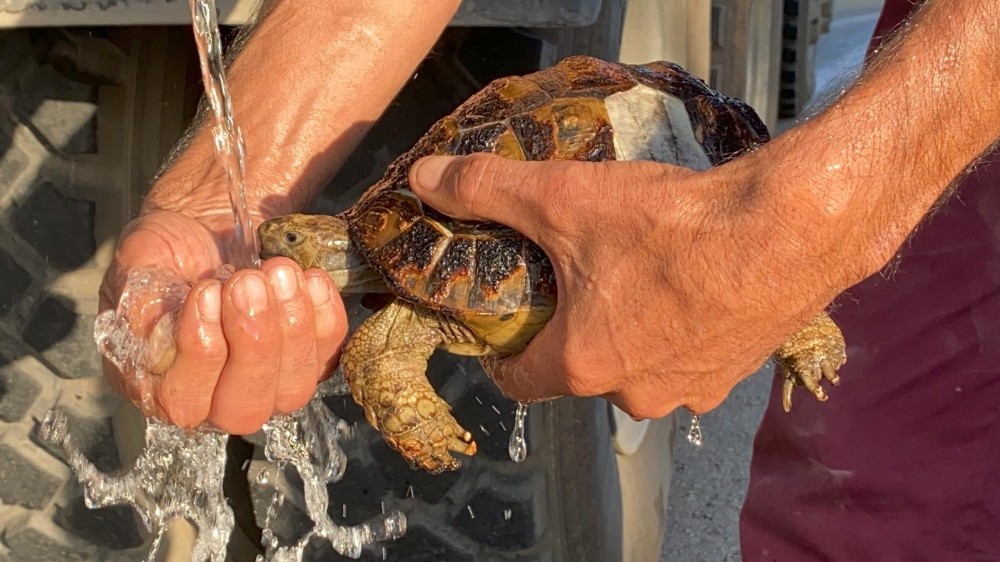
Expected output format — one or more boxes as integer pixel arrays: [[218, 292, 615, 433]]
[[739, 2, 1000, 560]]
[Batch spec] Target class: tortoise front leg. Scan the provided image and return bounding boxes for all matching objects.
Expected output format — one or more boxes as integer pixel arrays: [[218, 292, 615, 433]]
[[340, 298, 483, 474], [772, 312, 847, 412]]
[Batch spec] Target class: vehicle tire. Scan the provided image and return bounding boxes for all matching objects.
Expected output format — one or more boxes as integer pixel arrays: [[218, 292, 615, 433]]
[[0, 27, 198, 560], [249, 7, 674, 561], [777, 0, 817, 118]]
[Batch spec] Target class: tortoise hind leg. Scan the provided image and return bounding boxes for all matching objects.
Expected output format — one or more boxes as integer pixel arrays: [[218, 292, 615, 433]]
[[773, 312, 847, 413], [340, 298, 485, 474]]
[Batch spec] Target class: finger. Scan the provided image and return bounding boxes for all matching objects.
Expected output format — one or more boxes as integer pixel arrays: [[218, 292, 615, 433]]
[[157, 279, 228, 428], [304, 269, 348, 381], [209, 270, 282, 435], [408, 153, 562, 242], [261, 258, 319, 413]]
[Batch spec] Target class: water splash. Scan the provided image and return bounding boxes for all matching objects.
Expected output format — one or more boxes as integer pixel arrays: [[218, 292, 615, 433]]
[[43, 394, 406, 562], [93, 266, 190, 414], [41, 410, 234, 562], [45, 0, 409, 557], [508, 403, 528, 463], [256, 401, 406, 560], [686, 414, 703, 447], [189, 0, 259, 269]]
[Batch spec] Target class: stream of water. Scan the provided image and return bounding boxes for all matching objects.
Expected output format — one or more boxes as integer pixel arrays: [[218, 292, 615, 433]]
[[189, 0, 258, 270], [43, 0, 540, 558], [43, 1, 404, 559]]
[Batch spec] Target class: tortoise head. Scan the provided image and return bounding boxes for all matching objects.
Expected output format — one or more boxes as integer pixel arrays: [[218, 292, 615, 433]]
[[258, 213, 382, 293]]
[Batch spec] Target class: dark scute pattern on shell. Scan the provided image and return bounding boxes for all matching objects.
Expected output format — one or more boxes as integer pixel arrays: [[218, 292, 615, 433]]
[[508, 113, 557, 160], [582, 119, 616, 161], [523, 241, 557, 307], [371, 219, 447, 294], [471, 235, 527, 313], [455, 122, 510, 154], [348, 55, 768, 316], [526, 55, 634, 99], [625, 60, 769, 164], [425, 236, 477, 306], [451, 76, 552, 129], [474, 236, 524, 294], [686, 97, 770, 164]]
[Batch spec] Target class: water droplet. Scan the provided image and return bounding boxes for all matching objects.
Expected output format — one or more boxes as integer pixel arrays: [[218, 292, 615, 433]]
[[406, 485, 414, 498], [686, 414, 704, 447], [479, 424, 490, 436], [504, 508, 512, 521], [508, 403, 528, 463], [491, 405, 501, 415], [467, 505, 475, 519]]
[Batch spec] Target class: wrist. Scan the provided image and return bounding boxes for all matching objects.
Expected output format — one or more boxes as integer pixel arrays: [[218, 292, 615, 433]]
[[140, 135, 304, 220]]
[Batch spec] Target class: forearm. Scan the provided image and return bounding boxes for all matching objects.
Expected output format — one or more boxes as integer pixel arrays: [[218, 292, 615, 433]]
[[761, 0, 1000, 287], [144, 0, 461, 220]]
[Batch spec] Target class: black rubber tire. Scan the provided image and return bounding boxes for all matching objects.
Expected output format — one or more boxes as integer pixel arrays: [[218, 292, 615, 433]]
[[248, 15, 641, 562], [0, 27, 197, 561], [777, 0, 817, 119]]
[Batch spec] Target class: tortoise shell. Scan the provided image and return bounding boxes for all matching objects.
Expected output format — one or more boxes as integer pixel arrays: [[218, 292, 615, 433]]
[[344, 55, 769, 352]]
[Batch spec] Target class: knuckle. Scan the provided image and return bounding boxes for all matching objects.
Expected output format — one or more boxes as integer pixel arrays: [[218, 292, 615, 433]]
[[450, 153, 504, 217], [534, 162, 592, 236]]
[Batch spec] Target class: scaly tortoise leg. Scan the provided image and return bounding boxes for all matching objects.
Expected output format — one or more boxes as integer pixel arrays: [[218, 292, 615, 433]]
[[772, 312, 847, 412], [340, 298, 483, 474]]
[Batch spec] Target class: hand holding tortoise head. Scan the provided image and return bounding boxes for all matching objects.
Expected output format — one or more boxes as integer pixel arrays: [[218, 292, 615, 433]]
[[100, 208, 347, 435]]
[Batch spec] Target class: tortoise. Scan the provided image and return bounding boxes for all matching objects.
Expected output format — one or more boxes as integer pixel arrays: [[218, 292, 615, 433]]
[[258, 55, 846, 474]]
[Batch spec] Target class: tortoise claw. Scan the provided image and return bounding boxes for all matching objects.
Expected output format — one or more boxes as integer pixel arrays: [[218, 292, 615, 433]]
[[373, 389, 478, 474], [775, 313, 847, 413]]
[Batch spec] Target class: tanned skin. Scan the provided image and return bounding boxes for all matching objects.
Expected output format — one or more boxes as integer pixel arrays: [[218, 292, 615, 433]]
[[407, 0, 1000, 418], [100, 0, 463, 434], [103, 0, 998, 431]]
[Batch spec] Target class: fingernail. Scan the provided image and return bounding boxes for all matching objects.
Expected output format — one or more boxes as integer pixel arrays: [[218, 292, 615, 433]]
[[412, 155, 451, 192], [268, 265, 298, 300], [199, 282, 221, 322], [307, 275, 331, 306], [148, 313, 177, 375], [233, 274, 269, 316]]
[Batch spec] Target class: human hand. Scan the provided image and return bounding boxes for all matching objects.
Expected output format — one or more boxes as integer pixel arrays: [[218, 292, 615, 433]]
[[99, 202, 347, 435], [408, 153, 852, 419]]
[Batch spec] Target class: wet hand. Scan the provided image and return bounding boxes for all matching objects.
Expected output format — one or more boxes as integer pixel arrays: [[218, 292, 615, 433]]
[[100, 209, 348, 434], [408, 153, 843, 419]]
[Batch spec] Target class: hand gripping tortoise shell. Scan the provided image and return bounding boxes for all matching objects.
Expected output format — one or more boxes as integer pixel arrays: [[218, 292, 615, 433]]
[[258, 56, 846, 474]]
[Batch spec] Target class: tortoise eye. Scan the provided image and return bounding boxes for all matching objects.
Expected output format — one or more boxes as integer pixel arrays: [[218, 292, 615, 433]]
[[285, 232, 301, 245]]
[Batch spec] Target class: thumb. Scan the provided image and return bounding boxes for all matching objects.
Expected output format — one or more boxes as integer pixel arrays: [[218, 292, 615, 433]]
[[409, 153, 556, 242]]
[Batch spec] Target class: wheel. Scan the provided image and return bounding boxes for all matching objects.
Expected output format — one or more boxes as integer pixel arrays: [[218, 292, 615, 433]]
[[250, 8, 674, 561], [0, 27, 197, 560]]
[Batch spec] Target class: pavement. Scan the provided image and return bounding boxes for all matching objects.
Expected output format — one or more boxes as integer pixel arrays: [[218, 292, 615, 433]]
[[659, 1, 882, 560]]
